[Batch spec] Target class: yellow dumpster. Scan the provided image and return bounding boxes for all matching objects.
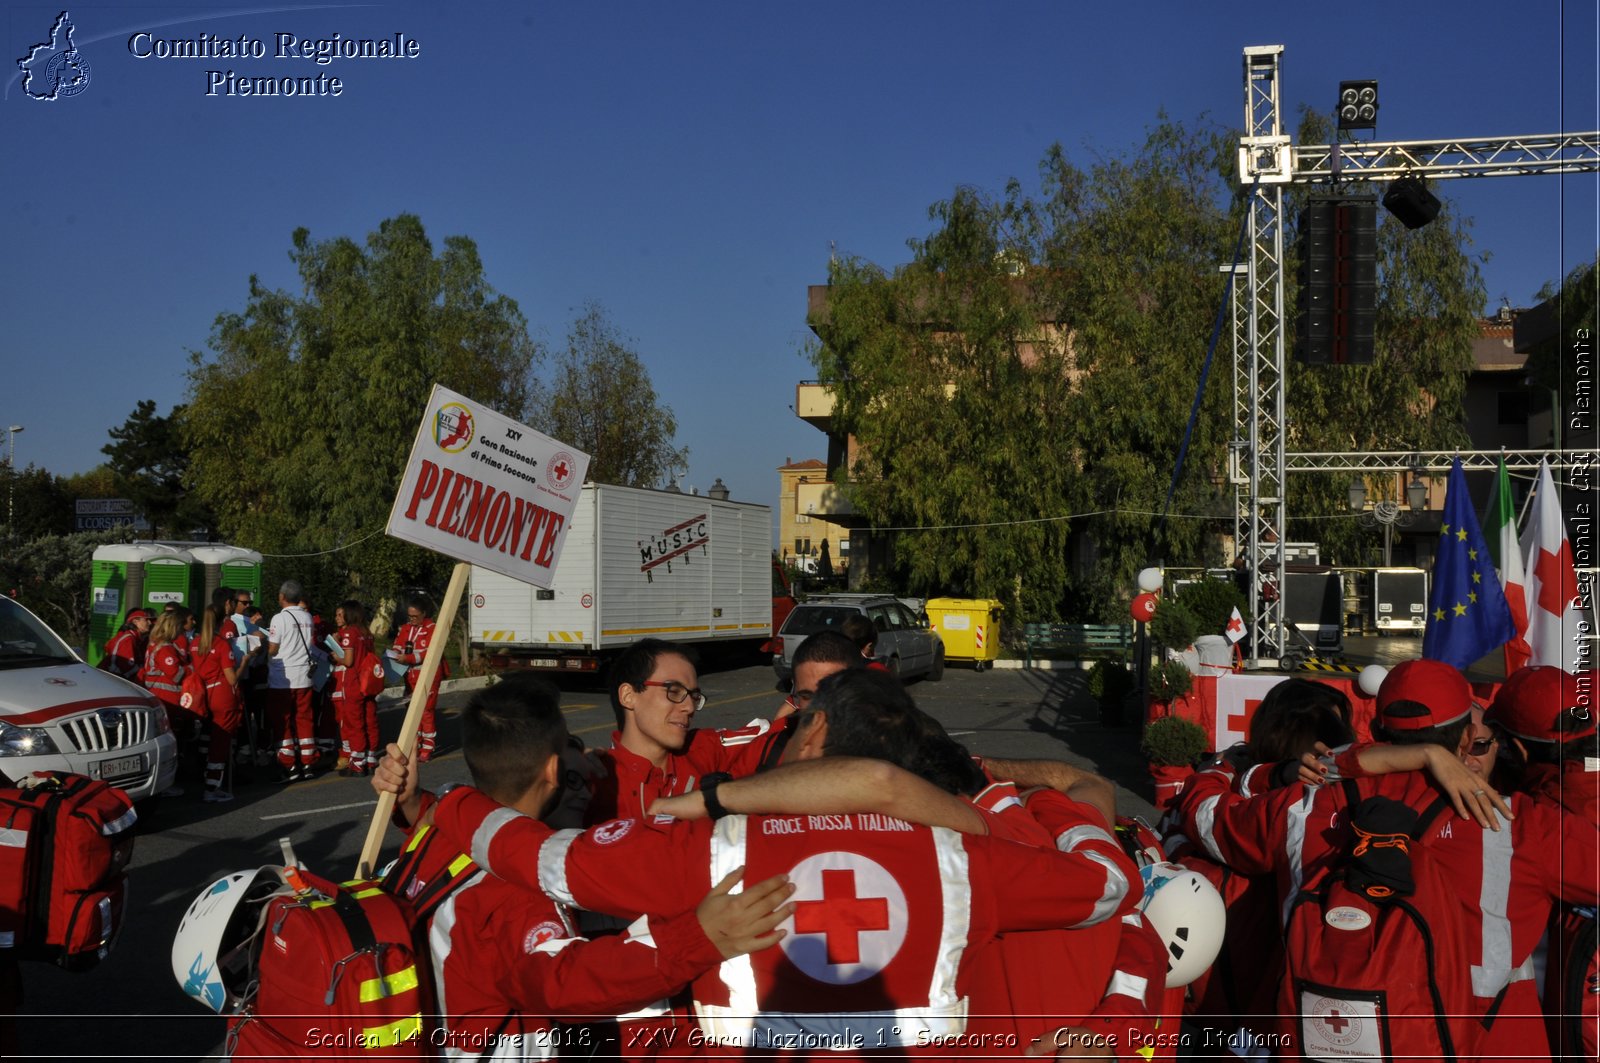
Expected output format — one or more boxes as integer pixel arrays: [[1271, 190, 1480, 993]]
[[925, 598, 1004, 671]]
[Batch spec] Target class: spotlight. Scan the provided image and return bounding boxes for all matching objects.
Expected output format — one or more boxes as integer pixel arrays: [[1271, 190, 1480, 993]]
[[1337, 80, 1379, 131]]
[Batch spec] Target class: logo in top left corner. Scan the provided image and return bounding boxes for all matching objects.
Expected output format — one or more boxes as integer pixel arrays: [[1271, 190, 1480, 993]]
[[18, 11, 92, 102], [433, 403, 475, 453]]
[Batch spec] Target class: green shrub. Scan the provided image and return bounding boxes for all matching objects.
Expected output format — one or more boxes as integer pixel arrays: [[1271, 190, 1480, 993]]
[[1140, 714, 1210, 767], [1147, 659, 1194, 702], [1174, 578, 1250, 635], [1085, 656, 1133, 707], [1149, 601, 1200, 650]]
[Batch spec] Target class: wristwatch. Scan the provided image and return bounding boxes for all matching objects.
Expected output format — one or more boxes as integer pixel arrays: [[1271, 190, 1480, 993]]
[[700, 772, 734, 821]]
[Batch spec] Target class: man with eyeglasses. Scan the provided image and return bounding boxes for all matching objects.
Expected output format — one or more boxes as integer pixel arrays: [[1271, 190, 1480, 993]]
[[389, 595, 449, 763]]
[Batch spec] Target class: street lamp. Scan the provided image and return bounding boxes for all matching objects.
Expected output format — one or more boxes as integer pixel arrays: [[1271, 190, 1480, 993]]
[[1349, 463, 1426, 567], [6, 425, 22, 531]]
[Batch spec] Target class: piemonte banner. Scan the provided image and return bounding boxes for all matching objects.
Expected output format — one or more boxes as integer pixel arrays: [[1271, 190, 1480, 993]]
[[386, 385, 591, 590]]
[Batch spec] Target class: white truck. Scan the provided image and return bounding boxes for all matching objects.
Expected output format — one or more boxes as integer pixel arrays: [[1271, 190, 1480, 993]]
[[470, 482, 788, 671]]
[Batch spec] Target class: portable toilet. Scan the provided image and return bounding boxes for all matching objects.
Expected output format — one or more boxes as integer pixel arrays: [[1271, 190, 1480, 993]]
[[87, 543, 183, 665], [189, 545, 264, 610], [139, 544, 197, 614]]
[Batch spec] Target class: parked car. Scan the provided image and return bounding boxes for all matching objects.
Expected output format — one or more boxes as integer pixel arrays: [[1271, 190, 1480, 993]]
[[772, 594, 945, 685], [0, 595, 178, 800]]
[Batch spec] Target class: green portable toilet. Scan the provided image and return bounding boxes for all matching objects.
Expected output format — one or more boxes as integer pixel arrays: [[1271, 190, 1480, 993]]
[[140, 544, 197, 614], [88, 543, 186, 665], [189, 545, 263, 609]]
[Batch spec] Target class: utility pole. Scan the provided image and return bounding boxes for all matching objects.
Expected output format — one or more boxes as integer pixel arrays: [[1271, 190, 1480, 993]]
[[6, 425, 22, 532]]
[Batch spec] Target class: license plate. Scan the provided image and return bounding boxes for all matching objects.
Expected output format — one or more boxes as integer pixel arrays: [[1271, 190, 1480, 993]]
[[98, 753, 146, 778], [525, 659, 559, 668]]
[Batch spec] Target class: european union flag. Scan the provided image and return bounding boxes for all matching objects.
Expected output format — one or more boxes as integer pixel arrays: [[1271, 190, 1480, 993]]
[[1422, 458, 1516, 669]]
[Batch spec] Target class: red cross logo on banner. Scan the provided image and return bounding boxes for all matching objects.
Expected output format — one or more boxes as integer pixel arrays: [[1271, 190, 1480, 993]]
[[780, 852, 909, 985], [1534, 543, 1579, 616], [792, 869, 890, 964], [1230, 698, 1262, 740]]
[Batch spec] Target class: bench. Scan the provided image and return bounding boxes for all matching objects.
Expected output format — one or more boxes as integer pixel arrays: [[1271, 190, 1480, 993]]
[[1022, 622, 1133, 666]]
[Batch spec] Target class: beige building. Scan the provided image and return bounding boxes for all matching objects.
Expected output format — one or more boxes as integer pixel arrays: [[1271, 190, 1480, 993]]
[[776, 458, 851, 577]]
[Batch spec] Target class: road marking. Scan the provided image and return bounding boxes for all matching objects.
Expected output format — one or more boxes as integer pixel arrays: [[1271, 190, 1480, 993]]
[[260, 800, 377, 821], [948, 730, 976, 737]]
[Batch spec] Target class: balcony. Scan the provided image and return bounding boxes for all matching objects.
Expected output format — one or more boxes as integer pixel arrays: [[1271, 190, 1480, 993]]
[[796, 381, 836, 430], [796, 479, 867, 526]]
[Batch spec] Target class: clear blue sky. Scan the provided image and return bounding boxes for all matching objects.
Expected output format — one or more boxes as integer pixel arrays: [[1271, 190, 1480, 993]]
[[4, 1, 1595, 528]]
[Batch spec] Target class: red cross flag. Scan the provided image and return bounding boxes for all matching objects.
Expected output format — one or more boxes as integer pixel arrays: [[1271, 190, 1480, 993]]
[[1519, 459, 1584, 671], [386, 385, 590, 589], [1225, 606, 1246, 644]]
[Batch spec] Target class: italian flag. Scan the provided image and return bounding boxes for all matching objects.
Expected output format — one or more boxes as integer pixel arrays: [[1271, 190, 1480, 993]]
[[1483, 456, 1530, 674]]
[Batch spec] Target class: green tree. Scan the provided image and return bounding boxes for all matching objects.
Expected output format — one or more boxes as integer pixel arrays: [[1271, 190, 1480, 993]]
[[0, 528, 135, 646], [183, 215, 541, 599], [1283, 111, 1487, 563], [535, 303, 686, 487], [102, 400, 210, 537], [0, 464, 74, 539]]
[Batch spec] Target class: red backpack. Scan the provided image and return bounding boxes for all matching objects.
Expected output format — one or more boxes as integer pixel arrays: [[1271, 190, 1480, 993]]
[[359, 649, 387, 699], [1281, 783, 1476, 1061], [225, 827, 477, 1058], [178, 669, 208, 714], [0, 772, 136, 970]]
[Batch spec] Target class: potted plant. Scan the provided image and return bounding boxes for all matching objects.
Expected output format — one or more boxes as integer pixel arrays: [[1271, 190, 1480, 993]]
[[1146, 659, 1193, 702], [1140, 713, 1209, 811], [1085, 656, 1133, 727]]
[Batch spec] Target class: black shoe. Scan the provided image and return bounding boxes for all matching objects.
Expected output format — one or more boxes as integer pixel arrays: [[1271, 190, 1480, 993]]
[[274, 766, 302, 784]]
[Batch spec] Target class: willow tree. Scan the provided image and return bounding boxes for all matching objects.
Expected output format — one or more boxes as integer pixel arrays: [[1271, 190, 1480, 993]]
[[811, 185, 1078, 619], [183, 214, 541, 600]]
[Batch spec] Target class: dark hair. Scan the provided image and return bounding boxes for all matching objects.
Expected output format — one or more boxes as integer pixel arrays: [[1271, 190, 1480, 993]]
[[908, 710, 986, 796], [211, 586, 234, 617], [841, 615, 878, 653], [461, 674, 568, 804], [607, 638, 698, 729], [1248, 679, 1355, 763], [405, 594, 435, 618], [792, 631, 862, 674], [337, 599, 370, 635], [804, 669, 926, 775]]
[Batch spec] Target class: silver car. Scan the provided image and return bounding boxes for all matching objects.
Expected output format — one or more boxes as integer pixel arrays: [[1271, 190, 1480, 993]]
[[772, 594, 945, 685], [0, 595, 178, 799]]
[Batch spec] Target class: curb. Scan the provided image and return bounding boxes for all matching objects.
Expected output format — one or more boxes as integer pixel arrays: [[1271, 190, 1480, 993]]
[[991, 659, 1095, 671], [378, 674, 495, 701]]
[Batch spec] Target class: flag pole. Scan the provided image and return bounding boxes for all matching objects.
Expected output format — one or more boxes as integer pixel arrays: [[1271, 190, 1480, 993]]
[[356, 561, 471, 879]]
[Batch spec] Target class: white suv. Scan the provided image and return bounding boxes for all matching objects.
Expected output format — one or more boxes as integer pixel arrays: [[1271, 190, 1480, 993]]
[[0, 595, 178, 799]]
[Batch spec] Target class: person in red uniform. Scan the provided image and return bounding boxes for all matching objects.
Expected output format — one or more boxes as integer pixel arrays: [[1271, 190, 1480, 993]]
[[584, 638, 779, 825], [192, 605, 241, 803], [1176, 659, 1600, 1061], [328, 599, 380, 777], [390, 595, 449, 762], [142, 607, 195, 798], [100, 608, 153, 682], [1485, 666, 1600, 1059], [384, 673, 795, 1055], [415, 669, 1140, 1058]]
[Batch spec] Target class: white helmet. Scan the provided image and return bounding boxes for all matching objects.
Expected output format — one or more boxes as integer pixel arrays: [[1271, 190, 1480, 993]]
[[1136, 861, 1226, 988], [172, 867, 291, 1013]]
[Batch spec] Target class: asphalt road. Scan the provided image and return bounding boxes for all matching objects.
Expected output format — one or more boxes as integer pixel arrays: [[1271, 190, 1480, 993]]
[[8, 658, 1180, 1061]]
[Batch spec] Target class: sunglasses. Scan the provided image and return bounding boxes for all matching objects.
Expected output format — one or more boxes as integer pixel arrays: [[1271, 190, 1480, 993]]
[[1467, 736, 1498, 757], [641, 680, 706, 711]]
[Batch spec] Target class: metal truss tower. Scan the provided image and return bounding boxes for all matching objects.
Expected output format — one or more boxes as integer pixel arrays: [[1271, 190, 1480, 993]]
[[1233, 44, 1600, 667]]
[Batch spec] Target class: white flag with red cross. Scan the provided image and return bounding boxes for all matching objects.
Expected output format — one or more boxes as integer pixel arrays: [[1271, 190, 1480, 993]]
[[1225, 606, 1247, 644], [1518, 459, 1585, 671]]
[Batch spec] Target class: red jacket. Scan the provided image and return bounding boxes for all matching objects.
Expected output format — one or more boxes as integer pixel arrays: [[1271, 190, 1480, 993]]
[[393, 619, 448, 691], [963, 782, 1166, 1060], [1177, 749, 1600, 1057], [101, 629, 144, 682], [140, 642, 188, 706], [193, 637, 237, 713], [433, 785, 1138, 1057], [587, 724, 780, 826], [332, 625, 374, 703]]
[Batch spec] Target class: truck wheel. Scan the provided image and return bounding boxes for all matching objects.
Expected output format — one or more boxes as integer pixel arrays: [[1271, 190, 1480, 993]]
[[928, 649, 945, 682]]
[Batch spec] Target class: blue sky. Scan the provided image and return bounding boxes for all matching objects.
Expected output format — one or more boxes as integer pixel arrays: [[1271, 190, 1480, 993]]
[[4, 1, 1595, 528]]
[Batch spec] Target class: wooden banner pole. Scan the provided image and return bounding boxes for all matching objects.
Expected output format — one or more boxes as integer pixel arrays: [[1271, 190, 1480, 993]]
[[356, 561, 472, 879]]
